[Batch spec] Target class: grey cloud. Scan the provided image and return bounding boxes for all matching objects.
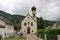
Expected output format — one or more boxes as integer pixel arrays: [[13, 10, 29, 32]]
[[0, 0, 60, 21]]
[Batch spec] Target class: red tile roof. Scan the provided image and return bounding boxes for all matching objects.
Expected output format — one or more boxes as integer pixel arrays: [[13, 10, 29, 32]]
[[0, 24, 5, 28]]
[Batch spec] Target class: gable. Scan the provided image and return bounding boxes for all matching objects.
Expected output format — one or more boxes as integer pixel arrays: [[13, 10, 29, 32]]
[[0, 20, 5, 26], [0, 17, 13, 25], [21, 14, 35, 23]]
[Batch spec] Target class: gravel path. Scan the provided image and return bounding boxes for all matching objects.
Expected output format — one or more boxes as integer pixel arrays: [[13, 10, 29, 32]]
[[26, 34, 44, 40]]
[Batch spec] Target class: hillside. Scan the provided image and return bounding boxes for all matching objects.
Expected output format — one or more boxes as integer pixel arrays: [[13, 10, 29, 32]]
[[0, 10, 25, 24], [0, 10, 55, 28]]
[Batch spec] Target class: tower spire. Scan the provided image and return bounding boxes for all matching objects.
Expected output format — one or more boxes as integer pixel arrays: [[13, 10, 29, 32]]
[[31, 6, 36, 17]]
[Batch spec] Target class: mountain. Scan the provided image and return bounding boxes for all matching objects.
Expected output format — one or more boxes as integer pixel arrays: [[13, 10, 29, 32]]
[[0, 10, 55, 28], [0, 10, 25, 24], [37, 18, 55, 28]]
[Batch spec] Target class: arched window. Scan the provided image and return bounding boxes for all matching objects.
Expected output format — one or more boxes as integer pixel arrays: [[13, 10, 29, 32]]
[[28, 22, 29, 25], [31, 22, 33, 26], [24, 22, 26, 26], [28, 17, 29, 18], [32, 30, 33, 32], [24, 30, 26, 32]]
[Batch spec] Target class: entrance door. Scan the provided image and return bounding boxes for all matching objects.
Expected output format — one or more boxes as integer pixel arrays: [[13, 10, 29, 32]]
[[27, 27, 30, 34]]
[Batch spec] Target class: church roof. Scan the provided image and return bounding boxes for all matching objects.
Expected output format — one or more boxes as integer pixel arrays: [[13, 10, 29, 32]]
[[27, 13, 36, 22]]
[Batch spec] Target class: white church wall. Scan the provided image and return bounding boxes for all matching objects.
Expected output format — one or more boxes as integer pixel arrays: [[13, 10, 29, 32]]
[[21, 14, 37, 34]]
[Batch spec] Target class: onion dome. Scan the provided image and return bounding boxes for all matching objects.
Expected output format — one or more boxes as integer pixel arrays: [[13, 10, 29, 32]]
[[31, 6, 36, 11]]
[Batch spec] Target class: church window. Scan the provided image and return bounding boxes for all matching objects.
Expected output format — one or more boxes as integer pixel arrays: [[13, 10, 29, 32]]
[[32, 30, 33, 32], [24, 22, 26, 26], [24, 30, 26, 32], [28, 17, 29, 18], [31, 22, 33, 26], [28, 22, 29, 25]]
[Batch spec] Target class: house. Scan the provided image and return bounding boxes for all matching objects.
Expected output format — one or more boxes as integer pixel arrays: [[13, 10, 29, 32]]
[[20, 6, 37, 34], [46, 22, 60, 29], [0, 17, 14, 39]]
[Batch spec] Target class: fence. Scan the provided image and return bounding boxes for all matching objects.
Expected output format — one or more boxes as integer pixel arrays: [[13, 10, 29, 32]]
[[38, 34, 58, 40], [47, 34, 57, 40]]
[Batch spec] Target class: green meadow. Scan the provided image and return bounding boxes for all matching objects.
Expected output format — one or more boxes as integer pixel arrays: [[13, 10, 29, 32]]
[[5, 37, 26, 40]]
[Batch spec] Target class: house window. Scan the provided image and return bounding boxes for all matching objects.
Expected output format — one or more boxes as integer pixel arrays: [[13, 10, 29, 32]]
[[31, 22, 33, 26], [10, 27, 11, 29], [24, 22, 26, 26], [7, 27, 9, 29]]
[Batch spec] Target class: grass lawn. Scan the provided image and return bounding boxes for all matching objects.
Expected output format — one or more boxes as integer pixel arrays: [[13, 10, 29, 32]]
[[5, 37, 26, 40]]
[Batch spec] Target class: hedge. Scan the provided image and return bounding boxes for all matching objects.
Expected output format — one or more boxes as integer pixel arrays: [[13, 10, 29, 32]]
[[38, 29, 45, 34], [38, 28, 60, 35]]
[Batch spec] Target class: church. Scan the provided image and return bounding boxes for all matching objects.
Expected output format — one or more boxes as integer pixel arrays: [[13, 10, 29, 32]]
[[21, 6, 37, 34]]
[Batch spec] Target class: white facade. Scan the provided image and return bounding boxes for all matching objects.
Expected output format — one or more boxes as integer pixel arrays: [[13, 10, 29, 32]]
[[21, 6, 37, 34], [5, 24, 14, 37], [21, 14, 37, 34], [0, 19, 14, 39]]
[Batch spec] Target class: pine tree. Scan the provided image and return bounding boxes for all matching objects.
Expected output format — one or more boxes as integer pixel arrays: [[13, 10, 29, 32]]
[[14, 20, 19, 31], [38, 17, 45, 29]]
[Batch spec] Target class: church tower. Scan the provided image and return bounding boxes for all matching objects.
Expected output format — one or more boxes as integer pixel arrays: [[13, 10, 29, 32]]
[[31, 6, 36, 17], [21, 6, 37, 34]]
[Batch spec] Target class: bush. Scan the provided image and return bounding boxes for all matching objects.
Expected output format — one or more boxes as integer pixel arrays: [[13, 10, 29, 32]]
[[45, 28, 60, 35], [38, 28, 60, 35], [0, 35, 2, 40], [38, 29, 45, 34]]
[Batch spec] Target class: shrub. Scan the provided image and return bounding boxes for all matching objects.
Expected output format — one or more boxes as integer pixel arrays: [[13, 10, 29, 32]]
[[45, 28, 60, 35], [38, 28, 60, 35], [0, 34, 2, 40], [38, 29, 45, 34]]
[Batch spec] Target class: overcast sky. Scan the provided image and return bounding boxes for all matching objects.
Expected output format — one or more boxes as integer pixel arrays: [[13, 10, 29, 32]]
[[0, 0, 60, 21]]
